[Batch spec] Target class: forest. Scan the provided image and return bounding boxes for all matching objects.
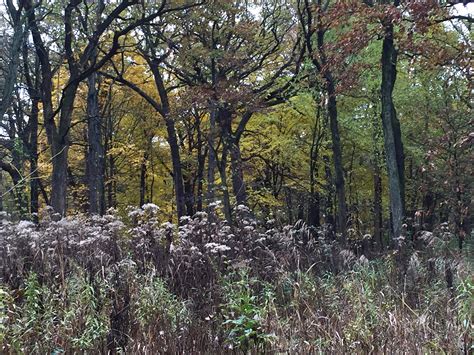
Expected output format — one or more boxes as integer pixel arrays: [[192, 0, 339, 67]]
[[0, 0, 472, 353]]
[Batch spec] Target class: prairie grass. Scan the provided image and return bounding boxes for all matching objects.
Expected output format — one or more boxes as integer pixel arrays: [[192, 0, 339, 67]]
[[0, 207, 471, 353]]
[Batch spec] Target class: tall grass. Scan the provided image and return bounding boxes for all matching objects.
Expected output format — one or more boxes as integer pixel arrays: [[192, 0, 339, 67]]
[[0, 206, 471, 353]]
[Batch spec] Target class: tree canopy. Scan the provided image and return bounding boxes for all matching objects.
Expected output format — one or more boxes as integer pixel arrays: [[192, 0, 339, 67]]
[[0, 0, 471, 244]]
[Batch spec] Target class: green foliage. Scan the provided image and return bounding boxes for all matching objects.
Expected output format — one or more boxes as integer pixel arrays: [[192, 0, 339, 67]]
[[65, 275, 110, 349], [221, 269, 276, 351], [0, 287, 13, 346], [0, 271, 110, 352], [455, 276, 473, 332], [134, 273, 190, 333]]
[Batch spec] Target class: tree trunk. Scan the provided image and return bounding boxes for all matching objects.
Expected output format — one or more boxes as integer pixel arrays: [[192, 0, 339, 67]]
[[0, 160, 24, 214], [323, 155, 335, 227], [207, 107, 217, 205], [148, 60, 186, 220], [86, 72, 104, 214], [139, 150, 148, 207], [308, 191, 321, 228], [183, 172, 194, 216], [0, 171, 3, 211], [104, 111, 116, 210], [108, 154, 116, 209], [194, 114, 206, 212], [218, 152, 232, 223], [286, 188, 294, 224], [0, 5, 23, 120], [196, 146, 206, 212], [49, 83, 78, 216], [326, 77, 348, 242], [8, 112, 27, 217], [229, 140, 248, 206], [164, 118, 186, 219], [373, 169, 383, 250], [50, 144, 69, 216], [29, 99, 40, 222], [380, 18, 405, 241]]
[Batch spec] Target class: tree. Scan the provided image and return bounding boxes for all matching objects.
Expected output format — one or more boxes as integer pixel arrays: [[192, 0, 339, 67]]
[[379, 0, 405, 242], [24, 0, 176, 215], [297, 0, 350, 242], [166, 0, 303, 221], [0, 0, 24, 120]]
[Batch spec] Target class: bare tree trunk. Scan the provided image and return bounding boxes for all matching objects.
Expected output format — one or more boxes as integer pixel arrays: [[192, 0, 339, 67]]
[[86, 71, 104, 214], [308, 192, 321, 228], [380, 15, 405, 242], [196, 144, 206, 212], [0, 2, 23, 120], [326, 76, 348, 243], [323, 155, 335, 227], [29, 99, 40, 222], [50, 144, 69, 216], [183, 171, 194, 216], [217, 107, 249, 215], [207, 107, 217, 205], [308, 100, 324, 228], [108, 154, 116, 209], [148, 60, 186, 219], [164, 118, 186, 219], [371, 103, 384, 251], [299, 0, 347, 242], [7, 108, 28, 217], [22, 41, 41, 222], [50, 83, 79, 216], [308, 133, 320, 227], [139, 150, 148, 207], [0, 171, 3, 211], [229, 140, 248, 206], [0, 160, 23, 212], [218, 152, 232, 223], [373, 169, 383, 250], [286, 188, 294, 224]]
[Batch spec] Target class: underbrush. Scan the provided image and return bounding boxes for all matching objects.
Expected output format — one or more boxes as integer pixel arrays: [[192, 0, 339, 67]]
[[0, 206, 472, 353]]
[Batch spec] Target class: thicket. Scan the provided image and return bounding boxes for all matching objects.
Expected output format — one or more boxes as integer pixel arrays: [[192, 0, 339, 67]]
[[0, 204, 471, 353]]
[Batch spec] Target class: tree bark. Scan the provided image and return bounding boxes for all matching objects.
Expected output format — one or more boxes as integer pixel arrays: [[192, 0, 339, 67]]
[[0, 171, 3, 211], [164, 118, 186, 219], [323, 155, 335, 227], [148, 59, 186, 219], [207, 107, 217, 205], [139, 147, 149, 207], [308, 99, 324, 228], [229, 140, 248, 206], [195, 132, 206, 212], [0, 2, 24, 120], [86, 71, 105, 214], [29, 99, 40, 222], [0, 159, 26, 215], [380, 15, 405, 241], [49, 83, 79, 216], [183, 171, 194, 216], [308, 192, 321, 228], [108, 154, 116, 209], [218, 152, 232, 223], [326, 77, 348, 242], [218, 108, 249, 213], [373, 169, 383, 250], [286, 188, 294, 224], [104, 111, 115, 210], [300, 0, 348, 241], [22, 40, 41, 222]]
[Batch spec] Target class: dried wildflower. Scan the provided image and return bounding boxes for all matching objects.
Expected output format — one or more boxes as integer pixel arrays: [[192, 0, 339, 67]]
[[204, 242, 231, 253]]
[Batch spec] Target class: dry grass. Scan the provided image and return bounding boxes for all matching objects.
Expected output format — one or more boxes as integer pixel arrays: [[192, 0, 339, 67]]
[[0, 207, 472, 353]]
